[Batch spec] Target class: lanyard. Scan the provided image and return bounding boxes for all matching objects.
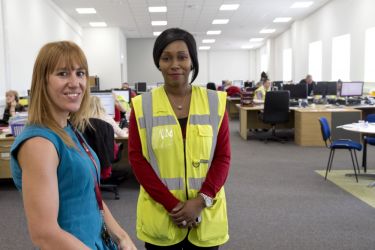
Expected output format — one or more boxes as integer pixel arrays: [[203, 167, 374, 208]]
[[73, 127, 104, 211]]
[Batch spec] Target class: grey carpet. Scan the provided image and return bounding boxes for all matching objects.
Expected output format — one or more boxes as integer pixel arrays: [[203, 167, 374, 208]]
[[1, 120, 375, 249]]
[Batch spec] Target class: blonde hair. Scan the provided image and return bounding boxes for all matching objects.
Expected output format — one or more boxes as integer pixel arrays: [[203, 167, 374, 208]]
[[28, 41, 90, 147], [5, 90, 19, 108], [76, 95, 106, 131]]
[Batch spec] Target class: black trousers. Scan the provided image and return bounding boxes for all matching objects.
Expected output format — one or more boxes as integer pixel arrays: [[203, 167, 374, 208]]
[[145, 237, 219, 250]]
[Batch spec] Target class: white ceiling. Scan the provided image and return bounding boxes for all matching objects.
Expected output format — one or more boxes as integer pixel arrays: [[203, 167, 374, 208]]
[[51, 0, 332, 50]]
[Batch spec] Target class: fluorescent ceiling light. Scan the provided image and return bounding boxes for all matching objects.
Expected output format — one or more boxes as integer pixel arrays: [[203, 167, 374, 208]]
[[153, 31, 162, 36], [241, 45, 254, 49], [290, 1, 314, 8], [219, 4, 240, 11], [273, 17, 292, 23], [199, 46, 211, 50], [249, 38, 264, 42], [76, 8, 96, 14], [151, 21, 167, 26], [207, 30, 221, 35], [212, 19, 229, 24], [202, 39, 216, 43], [148, 6, 167, 12], [89, 22, 107, 27], [260, 29, 276, 34]]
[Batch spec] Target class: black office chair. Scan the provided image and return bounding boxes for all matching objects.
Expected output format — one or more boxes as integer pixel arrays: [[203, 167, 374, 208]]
[[83, 118, 121, 199], [362, 114, 375, 172], [260, 91, 290, 143]]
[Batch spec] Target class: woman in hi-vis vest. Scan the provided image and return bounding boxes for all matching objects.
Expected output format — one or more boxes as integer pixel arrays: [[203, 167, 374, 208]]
[[128, 28, 231, 249]]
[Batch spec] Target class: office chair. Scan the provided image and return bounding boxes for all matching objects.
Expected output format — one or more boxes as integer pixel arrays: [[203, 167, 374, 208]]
[[318, 117, 362, 182], [362, 114, 375, 172], [83, 118, 122, 199], [260, 91, 290, 143]]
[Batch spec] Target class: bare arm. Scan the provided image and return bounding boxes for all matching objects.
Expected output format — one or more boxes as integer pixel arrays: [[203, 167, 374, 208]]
[[102, 202, 137, 250], [18, 137, 90, 249]]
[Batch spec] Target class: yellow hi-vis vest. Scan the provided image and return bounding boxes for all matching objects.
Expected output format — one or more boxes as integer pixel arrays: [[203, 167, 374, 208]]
[[132, 86, 229, 247]]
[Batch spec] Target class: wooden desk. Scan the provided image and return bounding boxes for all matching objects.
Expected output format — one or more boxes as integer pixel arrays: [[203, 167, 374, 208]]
[[227, 97, 241, 119], [237, 104, 363, 146], [0, 137, 13, 179]]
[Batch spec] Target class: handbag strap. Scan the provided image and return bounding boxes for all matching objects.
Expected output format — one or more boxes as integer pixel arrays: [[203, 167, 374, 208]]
[[72, 125, 104, 211]]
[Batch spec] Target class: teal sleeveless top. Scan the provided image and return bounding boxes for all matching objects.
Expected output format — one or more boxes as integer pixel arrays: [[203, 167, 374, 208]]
[[11, 124, 113, 249]]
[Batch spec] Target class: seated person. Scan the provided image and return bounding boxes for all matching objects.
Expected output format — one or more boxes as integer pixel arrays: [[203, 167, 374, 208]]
[[299, 74, 316, 96], [121, 82, 136, 98], [223, 80, 241, 97], [206, 82, 217, 90], [88, 96, 128, 138], [253, 79, 271, 104], [0, 90, 25, 125]]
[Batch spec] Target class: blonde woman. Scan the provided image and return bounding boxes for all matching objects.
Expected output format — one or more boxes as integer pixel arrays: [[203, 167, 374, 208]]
[[10, 41, 136, 250]]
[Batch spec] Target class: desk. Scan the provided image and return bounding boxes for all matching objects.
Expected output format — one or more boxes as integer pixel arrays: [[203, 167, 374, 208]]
[[237, 104, 363, 146], [0, 136, 13, 179], [114, 135, 130, 168], [226, 97, 241, 119]]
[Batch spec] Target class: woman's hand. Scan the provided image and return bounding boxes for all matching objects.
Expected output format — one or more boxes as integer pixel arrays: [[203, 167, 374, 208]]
[[169, 197, 205, 228]]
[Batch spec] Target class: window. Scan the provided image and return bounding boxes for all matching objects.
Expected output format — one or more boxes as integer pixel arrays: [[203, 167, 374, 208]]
[[308, 41, 322, 81], [331, 34, 350, 81], [365, 27, 375, 82], [283, 48, 292, 81]]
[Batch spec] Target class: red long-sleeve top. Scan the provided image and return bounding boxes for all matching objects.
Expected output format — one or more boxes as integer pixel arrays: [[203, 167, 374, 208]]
[[128, 108, 231, 212]]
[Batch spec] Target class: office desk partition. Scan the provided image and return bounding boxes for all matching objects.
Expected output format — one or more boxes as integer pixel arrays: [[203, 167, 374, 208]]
[[227, 97, 241, 119]]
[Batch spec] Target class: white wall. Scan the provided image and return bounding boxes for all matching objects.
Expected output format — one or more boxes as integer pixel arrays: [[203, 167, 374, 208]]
[[268, 0, 375, 86], [83, 27, 126, 90], [127, 38, 252, 87]]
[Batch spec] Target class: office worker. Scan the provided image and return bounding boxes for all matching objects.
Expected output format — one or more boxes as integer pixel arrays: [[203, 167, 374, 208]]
[[1, 90, 25, 125], [128, 28, 231, 249], [223, 80, 241, 97], [299, 74, 316, 96], [253, 79, 271, 103], [10, 41, 136, 250]]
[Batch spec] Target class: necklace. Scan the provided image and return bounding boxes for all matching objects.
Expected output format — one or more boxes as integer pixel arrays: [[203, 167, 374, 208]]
[[166, 87, 189, 110]]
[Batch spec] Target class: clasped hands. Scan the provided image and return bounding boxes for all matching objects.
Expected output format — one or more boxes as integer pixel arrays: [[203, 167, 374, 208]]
[[169, 196, 205, 229]]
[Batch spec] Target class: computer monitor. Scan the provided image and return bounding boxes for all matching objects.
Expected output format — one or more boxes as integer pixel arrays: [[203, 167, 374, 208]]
[[326, 81, 338, 96], [340, 81, 364, 97], [272, 81, 283, 91], [283, 84, 307, 99], [232, 80, 243, 88], [313, 82, 327, 96], [244, 81, 252, 88], [91, 91, 115, 117], [112, 89, 130, 104], [135, 82, 147, 93]]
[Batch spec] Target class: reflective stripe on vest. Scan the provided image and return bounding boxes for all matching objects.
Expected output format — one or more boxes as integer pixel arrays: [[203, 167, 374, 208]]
[[140, 89, 221, 191]]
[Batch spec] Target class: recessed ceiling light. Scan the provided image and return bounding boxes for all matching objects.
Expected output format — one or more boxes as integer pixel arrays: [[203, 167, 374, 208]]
[[260, 29, 276, 34], [219, 4, 240, 11], [148, 6, 167, 13], [151, 21, 167, 26], [249, 38, 264, 42], [153, 31, 162, 36], [89, 22, 107, 27], [76, 8, 96, 14], [212, 19, 229, 24], [290, 1, 314, 8], [207, 30, 221, 35], [273, 17, 292, 23], [199, 46, 211, 50], [202, 39, 216, 43], [241, 45, 254, 49]]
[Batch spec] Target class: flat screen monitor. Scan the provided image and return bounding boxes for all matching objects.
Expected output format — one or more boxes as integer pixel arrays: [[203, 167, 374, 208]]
[[91, 91, 115, 117], [340, 81, 363, 97], [272, 81, 283, 91], [112, 89, 130, 104], [326, 81, 338, 96], [313, 82, 327, 96], [136, 82, 147, 93], [283, 84, 307, 99], [232, 80, 243, 88]]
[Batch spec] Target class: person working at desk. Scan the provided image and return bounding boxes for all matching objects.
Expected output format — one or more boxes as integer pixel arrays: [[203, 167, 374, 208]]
[[299, 74, 316, 96], [128, 27, 231, 249], [253, 79, 271, 103], [223, 80, 241, 97], [0, 90, 25, 125], [10, 41, 136, 250]]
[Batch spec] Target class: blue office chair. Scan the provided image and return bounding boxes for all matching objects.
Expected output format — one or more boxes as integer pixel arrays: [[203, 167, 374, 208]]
[[318, 117, 362, 182], [362, 114, 375, 172]]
